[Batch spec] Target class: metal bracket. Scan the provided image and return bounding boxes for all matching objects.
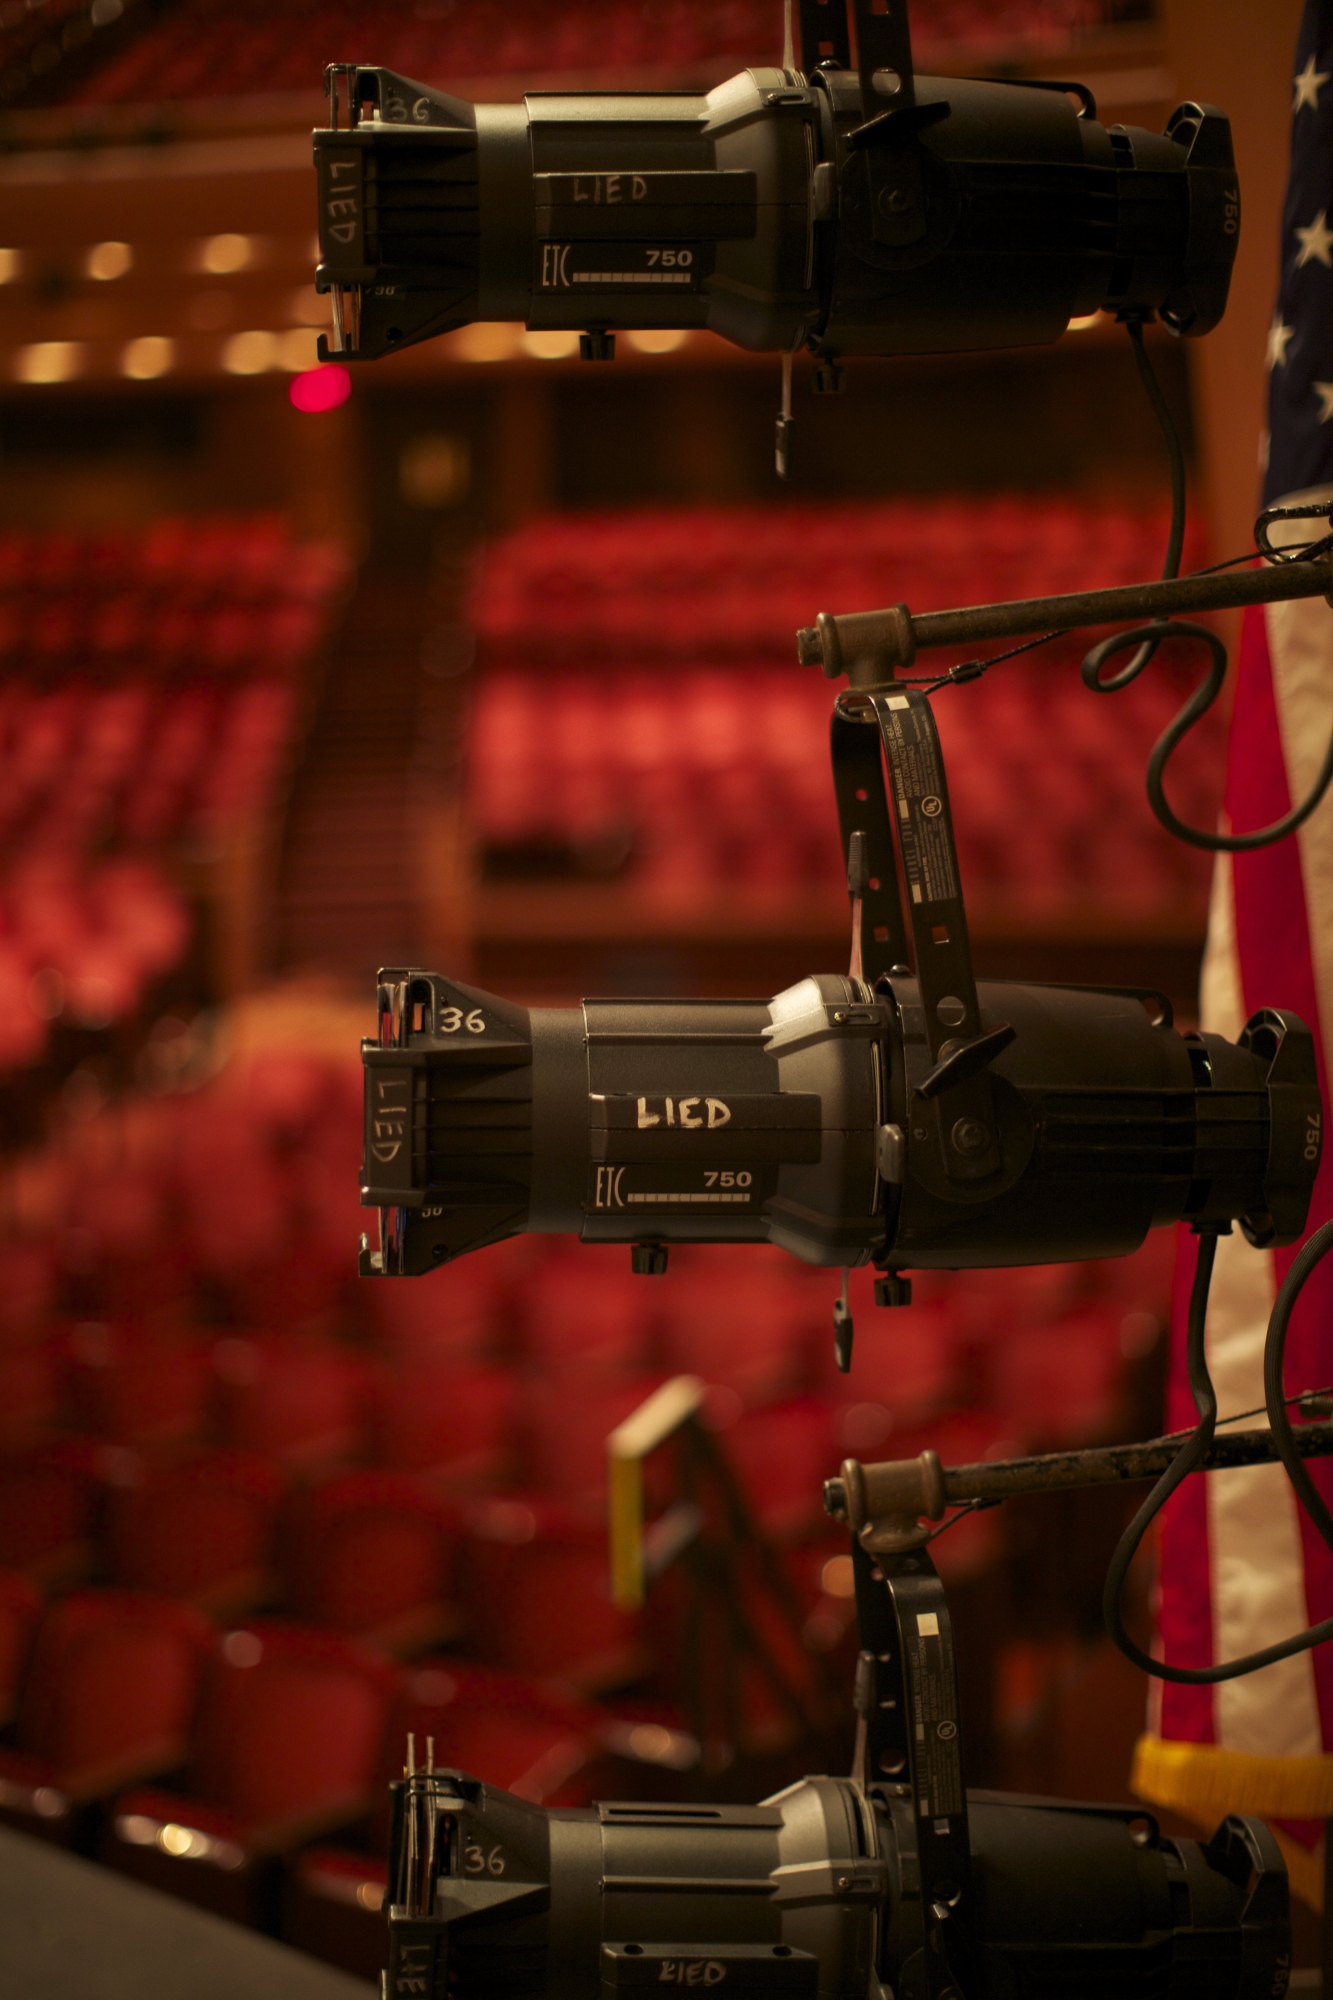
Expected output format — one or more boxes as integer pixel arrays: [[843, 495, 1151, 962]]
[[851, 1541, 972, 2000], [862, 690, 1004, 1185], [830, 709, 910, 982], [797, 0, 852, 72], [847, 0, 935, 248]]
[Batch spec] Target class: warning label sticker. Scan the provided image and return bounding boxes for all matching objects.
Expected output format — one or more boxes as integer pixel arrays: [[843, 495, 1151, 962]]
[[877, 698, 958, 908]]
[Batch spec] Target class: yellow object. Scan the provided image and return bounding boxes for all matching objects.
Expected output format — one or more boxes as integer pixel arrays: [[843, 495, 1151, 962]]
[[606, 1375, 706, 1610], [1133, 1732, 1333, 1819], [1133, 1733, 1333, 1911]]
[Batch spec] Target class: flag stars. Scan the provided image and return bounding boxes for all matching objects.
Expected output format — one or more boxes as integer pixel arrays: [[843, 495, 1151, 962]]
[[1295, 52, 1331, 112], [1296, 207, 1333, 269], [1268, 315, 1295, 369], [1313, 381, 1333, 423]]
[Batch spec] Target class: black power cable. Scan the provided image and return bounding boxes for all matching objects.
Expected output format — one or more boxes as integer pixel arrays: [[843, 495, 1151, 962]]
[[1105, 1220, 1333, 1682], [1083, 322, 1333, 850], [904, 322, 1333, 849]]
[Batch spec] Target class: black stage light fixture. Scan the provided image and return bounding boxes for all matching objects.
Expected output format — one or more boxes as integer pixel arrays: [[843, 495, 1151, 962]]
[[361, 693, 1321, 1289], [312, 0, 1237, 372], [379, 1537, 1291, 2000]]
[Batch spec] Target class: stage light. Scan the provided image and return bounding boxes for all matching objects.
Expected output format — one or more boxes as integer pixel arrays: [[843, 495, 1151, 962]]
[[221, 329, 277, 374], [86, 240, 132, 281], [120, 335, 173, 379], [519, 328, 581, 359], [288, 364, 351, 413], [449, 322, 522, 363], [625, 329, 691, 354], [15, 341, 83, 384], [197, 232, 254, 275], [276, 327, 320, 370]]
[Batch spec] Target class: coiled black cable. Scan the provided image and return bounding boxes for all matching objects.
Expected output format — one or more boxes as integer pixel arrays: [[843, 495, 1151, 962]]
[[1083, 322, 1333, 850], [1105, 1220, 1333, 1682]]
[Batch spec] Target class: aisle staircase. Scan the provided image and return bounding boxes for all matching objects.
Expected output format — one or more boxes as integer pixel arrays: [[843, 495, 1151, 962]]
[[277, 563, 468, 983]]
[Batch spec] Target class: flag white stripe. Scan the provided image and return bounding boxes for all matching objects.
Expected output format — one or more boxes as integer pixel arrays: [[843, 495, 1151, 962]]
[[1199, 847, 1322, 1754]]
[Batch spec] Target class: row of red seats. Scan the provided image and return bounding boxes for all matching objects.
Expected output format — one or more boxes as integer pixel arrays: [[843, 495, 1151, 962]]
[[0, 521, 345, 605], [0, 1580, 686, 1961], [468, 662, 1219, 903], [0, 601, 324, 676], [0, 1299, 1158, 1537], [0, 678, 295, 852], [0, 856, 189, 1066], [70, 0, 1120, 107], [0, 1449, 651, 1678], [470, 498, 1207, 668]]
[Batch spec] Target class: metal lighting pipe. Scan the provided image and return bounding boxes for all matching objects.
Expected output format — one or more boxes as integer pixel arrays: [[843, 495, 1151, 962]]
[[796, 555, 1333, 685], [825, 1419, 1333, 1551]]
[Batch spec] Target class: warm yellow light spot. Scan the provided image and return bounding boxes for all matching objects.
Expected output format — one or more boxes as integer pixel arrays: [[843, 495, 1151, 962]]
[[121, 335, 174, 379], [221, 329, 278, 374], [15, 341, 83, 384], [86, 239, 132, 281], [399, 432, 471, 508], [1067, 312, 1102, 332], [820, 1554, 856, 1599], [450, 322, 523, 363], [197, 232, 254, 275], [288, 284, 328, 327], [520, 328, 581, 360], [276, 326, 320, 371], [625, 329, 690, 354], [0, 248, 21, 285]]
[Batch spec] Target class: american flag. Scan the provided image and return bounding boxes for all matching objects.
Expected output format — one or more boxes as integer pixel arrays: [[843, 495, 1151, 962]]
[[1131, 0, 1333, 1910]]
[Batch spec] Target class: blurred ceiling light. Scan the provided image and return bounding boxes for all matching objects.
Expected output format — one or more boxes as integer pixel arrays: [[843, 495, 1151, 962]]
[[520, 328, 581, 360], [289, 365, 351, 414], [625, 329, 690, 354], [121, 335, 173, 379], [15, 340, 83, 384], [86, 239, 132, 281], [276, 326, 320, 371], [399, 431, 471, 508], [0, 249, 21, 284], [288, 284, 328, 327], [450, 322, 523, 363], [197, 232, 254, 275], [221, 329, 278, 375], [1068, 312, 1102, 332]]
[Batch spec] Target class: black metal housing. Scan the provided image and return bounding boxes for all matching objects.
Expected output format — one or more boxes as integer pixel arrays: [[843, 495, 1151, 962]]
[[313, 59, 1237, 366], [381, 1763, 1287, 2000], [360, 966, 1320, 1278]]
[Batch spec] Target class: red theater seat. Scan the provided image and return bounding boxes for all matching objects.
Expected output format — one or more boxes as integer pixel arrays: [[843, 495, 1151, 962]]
[[106, 1622, 392, 1923], [367, 1357, 514, 1485], [459, 1495, 644, 1691], [0, 1569, 41, 1725], [284, 1472, 460, 1655], [64, 1321, 209, 1447], [210, 1332, 368, 1470], [105, 1452, 284, 1619], [515, 1367, 669, 1505], [0, 1590, 210, 1843], [0, 1441, 101, 1587]]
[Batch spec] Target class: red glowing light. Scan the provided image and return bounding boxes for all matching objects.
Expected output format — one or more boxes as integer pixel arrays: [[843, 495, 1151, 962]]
[[289, 365, 351, 414]]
